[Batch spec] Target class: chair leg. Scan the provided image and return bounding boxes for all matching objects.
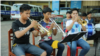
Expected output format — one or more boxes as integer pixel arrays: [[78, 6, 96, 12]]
[[67, 47, 70, 56], [53, 49, 56, 56], [8, 53, 11, 56], [76, 49, 78, 56]]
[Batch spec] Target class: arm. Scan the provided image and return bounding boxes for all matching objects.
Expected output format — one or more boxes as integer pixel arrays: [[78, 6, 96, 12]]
[[32, 30, 39, 37], [66, 21, 75, 31], [15, 26, 32, 38], [53, 28, 57, 36], [81, 25, 86, 31], [40, 23, 55, 38], [40, 32, 47, 38], [66, 16, 79, 31], [13, 20, 37, 38]]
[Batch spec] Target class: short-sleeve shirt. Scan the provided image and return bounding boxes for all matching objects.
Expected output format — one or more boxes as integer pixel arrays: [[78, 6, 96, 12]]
[[39, 20, 53, 43], [87, 18, 95, 24], [66, 20, 82, 39], [12, 19, 34, 44]]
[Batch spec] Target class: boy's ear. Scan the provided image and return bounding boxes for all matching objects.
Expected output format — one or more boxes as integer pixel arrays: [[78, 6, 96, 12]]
[[43, 13, 45, 15], [20, 12, 23, 15]]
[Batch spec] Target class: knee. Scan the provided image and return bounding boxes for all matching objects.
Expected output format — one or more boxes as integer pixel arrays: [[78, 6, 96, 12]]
[[71, 46, 76, 51], [47, 47, 53, 53], [41, 51, 47, 56], [21, 55, 25, 56], [83, 45, 90, 51], [58, 43, 65, 50]]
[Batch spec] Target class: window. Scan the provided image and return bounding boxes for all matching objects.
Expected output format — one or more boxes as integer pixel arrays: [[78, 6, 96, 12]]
[[38, 7, 42, 12], [31, 8, 34, 12], [12, 5, 20, 11], [33, 7, 38, 12], [1, 6, 5, 10], [92, 9, 99, 13], [6, 6, 11, 11]]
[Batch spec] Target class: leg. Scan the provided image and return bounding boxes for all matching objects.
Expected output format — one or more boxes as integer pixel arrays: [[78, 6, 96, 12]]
[[77, 39, 90, 56], [67, 41, 77, 56], [40, 51, 47, 56], [26, 44, 46, 56], [12, 44, 25, 56], [39, 42, 53, 56], [57, 43, 65, 56]]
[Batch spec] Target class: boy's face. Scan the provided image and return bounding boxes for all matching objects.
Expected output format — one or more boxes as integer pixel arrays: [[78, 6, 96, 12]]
[[87, 14, 91, 18], [43, 12, 51, 19], [82, 16, 86, 20], [20, 10, 31, 20], [66, 13, 70, 18], [71, 10, 78, 19]]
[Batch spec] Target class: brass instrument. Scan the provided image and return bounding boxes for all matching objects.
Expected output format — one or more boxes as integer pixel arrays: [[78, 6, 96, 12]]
[[28, 17, 51, 36], [49, 18, 67, 37], [77, 18, 87, 26]]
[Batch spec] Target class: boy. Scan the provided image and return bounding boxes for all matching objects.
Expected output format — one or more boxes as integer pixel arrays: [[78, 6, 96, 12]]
[[81, 13, 89, 23], [63, 11, 71, 32], [87, 12, 95, 24], [12, 4, 46, 56], [39, 7, 64, 56], [66, 8, 90, 56], [81, 13, 89, 39]]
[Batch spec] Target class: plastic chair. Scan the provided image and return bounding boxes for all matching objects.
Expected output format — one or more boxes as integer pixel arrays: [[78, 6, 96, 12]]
[[67, 45, 84, 56]]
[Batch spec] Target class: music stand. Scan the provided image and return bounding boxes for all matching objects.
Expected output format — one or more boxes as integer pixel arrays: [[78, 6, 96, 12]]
[[60, 31, 87, 56], [87, 31, 100, 56]]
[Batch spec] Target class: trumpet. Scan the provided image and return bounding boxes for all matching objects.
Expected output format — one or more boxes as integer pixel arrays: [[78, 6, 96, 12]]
[[49, 18, 66, 37], [28, 17, 51, 36], [77, 18, 87, 26]]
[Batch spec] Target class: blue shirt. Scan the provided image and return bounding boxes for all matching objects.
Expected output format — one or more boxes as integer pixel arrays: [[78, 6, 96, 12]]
[[87, 18, 95, 24], [63, 18, 71, 30]]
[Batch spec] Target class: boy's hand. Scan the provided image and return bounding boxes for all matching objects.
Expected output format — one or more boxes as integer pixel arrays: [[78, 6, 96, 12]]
[[73, 16, 78, 22], [73, 16, 80, 23], [29, 20, 38, 28], [77, 16, 82, 25], [49, 23, 55, 30]]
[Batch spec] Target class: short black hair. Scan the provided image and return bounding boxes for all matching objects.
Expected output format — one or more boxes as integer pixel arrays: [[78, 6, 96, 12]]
[[87, 12, 91, 15], [42, 7, 53, 13], [20, 4, 32, 12], [81, 13, 87, 16], [66, 11, 71, 14], [70, 8, 79, 14]]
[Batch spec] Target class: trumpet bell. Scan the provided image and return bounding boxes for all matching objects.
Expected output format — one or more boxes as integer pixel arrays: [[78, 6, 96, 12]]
[[82, 20, 87, 26]]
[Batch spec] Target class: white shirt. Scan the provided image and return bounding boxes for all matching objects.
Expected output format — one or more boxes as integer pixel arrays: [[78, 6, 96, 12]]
[[66, 20, 82, 39]]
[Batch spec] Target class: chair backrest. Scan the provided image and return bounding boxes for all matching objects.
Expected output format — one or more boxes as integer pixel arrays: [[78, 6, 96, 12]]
[[61, 22, 63, 30], [8, 29, 35, 52], [8, 29, 13, 52]]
